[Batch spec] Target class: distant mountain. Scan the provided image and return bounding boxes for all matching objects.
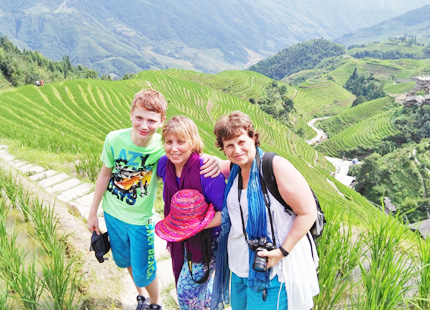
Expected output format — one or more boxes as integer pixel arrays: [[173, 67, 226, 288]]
[[0, 0, 429, 77], [335, 4, 430, 47]]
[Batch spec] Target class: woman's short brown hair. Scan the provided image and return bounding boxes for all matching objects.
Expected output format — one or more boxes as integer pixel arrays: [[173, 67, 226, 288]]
[[162, 115, 204, 154], [214, 110, 260, 150]]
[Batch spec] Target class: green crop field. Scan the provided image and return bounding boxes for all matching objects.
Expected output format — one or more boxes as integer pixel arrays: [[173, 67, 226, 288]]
[[157, 69, 289, 101], [0, 69, 335, 187], [347, 41, 428, 59], [327, 57, 430, 88], [291, 80, 355, 139], [0, 68, 378, 216], [317, 109, 399, 157], [318, 96, 398, 136], [384, 81, 416, 95], [2, 66, 430, 309]]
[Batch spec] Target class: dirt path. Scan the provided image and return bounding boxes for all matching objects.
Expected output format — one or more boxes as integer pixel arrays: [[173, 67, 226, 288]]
[[305, 117, 330, 146], [0, 145, 176, 310], [304, 118, 357, 187]]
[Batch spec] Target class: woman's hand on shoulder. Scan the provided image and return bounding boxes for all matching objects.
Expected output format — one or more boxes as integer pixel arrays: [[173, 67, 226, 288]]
[[200, 154, 221, 178]]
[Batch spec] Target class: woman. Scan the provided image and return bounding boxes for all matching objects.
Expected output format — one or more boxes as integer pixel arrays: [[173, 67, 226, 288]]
[[156, 115, 225, 310], [211, 111, 319, 310]]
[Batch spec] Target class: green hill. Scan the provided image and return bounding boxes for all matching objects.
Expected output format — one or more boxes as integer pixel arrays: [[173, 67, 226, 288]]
[[0, 36, 98, 88], [249, 39, 346, 80], [347, 39, 430, 60], [2, 66, 430, 308], [350, 141, 430, 222]]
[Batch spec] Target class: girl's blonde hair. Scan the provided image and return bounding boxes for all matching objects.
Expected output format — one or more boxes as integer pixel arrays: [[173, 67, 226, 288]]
[[162, 116, 204, 154]]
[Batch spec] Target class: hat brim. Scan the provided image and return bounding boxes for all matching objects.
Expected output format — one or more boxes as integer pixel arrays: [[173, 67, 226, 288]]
[[155, 203, 216, 242]]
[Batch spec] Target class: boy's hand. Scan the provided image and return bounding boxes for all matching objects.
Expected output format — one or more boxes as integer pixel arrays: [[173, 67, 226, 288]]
[[87, 214, 100, 235], [200, 154, 221, 178]]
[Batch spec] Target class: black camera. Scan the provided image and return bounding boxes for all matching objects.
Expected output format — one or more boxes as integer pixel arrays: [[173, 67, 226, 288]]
[[248, 236, 275, 272]]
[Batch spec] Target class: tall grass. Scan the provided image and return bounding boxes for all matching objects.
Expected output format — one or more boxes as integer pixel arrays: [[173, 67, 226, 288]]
[[0, 169, 82, 309], [1, 192, 43, 309], [0, 283, 10, 310], [415, 237, 430, 309], [352, 214, 416, 309], [0, 196, 11, 309], [42, 245, 82, 310], [0, 223, 43, 309], [314, 204, 364, 309]]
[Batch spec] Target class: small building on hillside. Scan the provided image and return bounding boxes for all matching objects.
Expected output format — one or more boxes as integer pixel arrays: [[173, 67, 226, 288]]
[[404, 95, 423, 107], [383, 197, 396, 215], [396, 78, 413, 83], [404, 95, 430, 107], [409, 219, 430, 239], [415, 76, 430, 93]]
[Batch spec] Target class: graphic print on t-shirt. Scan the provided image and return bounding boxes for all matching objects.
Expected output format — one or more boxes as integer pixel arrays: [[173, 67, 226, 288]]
[[109, 153, 154, 203]]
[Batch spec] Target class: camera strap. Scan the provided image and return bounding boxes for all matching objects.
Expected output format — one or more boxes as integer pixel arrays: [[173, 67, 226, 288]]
[[237, 150, 277, 248], [185, 229, 212, 284]]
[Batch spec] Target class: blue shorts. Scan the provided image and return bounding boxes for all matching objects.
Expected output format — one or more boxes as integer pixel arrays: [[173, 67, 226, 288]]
[[231, 273, 288, 310], [104, 212, 157, 288]]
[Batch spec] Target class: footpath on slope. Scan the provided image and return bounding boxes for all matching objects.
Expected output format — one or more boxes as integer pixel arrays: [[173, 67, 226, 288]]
[[305, 117, 329, 146], [305, 117, 357, 187], [0, 145, 178, 310]]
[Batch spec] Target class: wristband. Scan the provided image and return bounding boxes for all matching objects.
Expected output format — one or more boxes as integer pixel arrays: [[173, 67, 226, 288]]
[[279, 246, 289, 257]]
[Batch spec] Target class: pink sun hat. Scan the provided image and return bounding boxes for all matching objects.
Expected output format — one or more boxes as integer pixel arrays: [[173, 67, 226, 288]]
[[155, 189, 215, 242]]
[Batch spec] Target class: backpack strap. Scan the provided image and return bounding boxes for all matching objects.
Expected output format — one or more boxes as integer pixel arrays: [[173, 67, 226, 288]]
[[261, 151, 326, 245], [261, 152, 291, 212]]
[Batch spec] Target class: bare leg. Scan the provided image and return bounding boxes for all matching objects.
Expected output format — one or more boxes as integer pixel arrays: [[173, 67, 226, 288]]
[[127, 267, 148, 297], [145, 275, 161, 305], [127, 267, 161, 304]]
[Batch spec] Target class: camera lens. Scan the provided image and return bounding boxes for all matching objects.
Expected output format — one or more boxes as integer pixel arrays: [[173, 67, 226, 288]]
[[252, 249, 268, 272]]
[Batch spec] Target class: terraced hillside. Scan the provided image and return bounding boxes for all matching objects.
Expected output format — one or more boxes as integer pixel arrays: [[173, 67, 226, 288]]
[[346, 41, 430, 60], [316, 97, 400, 156], [157, 69, 296, 102], [326, 57, 430, 86], [289, 80, 354, 139], [2, 68, 430, 309], [0, 70, 341, 198]]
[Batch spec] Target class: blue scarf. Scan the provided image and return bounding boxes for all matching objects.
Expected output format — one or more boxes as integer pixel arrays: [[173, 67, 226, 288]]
[[211, 148, 271, 310]]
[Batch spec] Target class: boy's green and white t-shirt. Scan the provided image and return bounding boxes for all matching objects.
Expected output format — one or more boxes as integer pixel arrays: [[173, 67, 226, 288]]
[[101, 128, 165, 225]]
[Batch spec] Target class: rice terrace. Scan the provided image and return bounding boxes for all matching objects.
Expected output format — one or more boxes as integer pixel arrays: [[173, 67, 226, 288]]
[[0, 63, 429, 309], [1, 4, 430, 308]]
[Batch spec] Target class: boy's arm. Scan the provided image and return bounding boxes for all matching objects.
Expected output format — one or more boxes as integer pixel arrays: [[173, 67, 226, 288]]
[[87, 163, 113, 235]]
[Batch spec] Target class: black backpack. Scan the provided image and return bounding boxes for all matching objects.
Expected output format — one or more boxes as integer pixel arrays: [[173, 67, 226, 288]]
[[260, 152, 326, 242]]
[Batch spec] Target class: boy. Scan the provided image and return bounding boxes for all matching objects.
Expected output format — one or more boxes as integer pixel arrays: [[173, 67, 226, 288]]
[[87, 89, 219, 310]]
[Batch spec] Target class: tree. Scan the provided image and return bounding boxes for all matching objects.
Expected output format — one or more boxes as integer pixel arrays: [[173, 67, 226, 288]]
[[352, 95, 366, 107], [354, 153, 383, 202], [344, 68, 386, 101]]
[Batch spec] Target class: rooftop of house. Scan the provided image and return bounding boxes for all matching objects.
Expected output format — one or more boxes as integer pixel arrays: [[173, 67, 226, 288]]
[[415, 76, 430, 82], [410, 219, 430, 239]]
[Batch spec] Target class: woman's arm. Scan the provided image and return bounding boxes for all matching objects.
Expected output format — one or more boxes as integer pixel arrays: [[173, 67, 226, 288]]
[[258, 155, 317, 268], [205, 211, 222, 228], [201, 164, 226, 229], [200, 155, 231, 179]]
